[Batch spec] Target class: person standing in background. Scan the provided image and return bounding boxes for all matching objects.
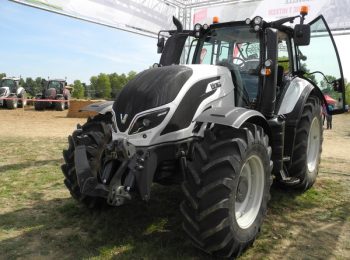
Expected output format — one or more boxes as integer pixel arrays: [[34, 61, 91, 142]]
[[326, 104, 334, 129]]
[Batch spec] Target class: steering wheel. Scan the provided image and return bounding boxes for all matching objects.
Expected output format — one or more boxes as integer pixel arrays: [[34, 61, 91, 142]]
[[231, 57, 246, 68]]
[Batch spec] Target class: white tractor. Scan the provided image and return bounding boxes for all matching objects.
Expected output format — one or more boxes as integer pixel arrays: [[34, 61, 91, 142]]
[[61, 8, 346, 258], [0, 77, 27, 109]]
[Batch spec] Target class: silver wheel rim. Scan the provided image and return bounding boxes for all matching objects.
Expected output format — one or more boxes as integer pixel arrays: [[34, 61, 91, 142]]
[[235, 155, 265, 229], [307, 117, 321, 172]]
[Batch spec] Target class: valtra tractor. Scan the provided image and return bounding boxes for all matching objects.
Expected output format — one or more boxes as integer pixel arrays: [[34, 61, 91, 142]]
[[0, 77, 27, 109], [61, 7, 346, 258], [34, 79, 71, 111]]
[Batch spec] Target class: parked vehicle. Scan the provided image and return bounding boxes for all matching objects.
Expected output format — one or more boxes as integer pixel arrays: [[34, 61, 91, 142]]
[[61, 8, 346, 258], [34, 79, 71, 111], [0, 77, 26, 109]]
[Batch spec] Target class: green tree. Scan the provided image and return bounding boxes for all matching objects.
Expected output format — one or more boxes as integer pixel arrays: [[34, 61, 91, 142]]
[[96, 73, 111, 98], [19, 78, 25, 87], [320, 75, 336, 94], [0, 73, 6, 80], [35, 77, 43, 95], [24, 77, 37, 96], [72, 80, 84, 99], [127, 71, 137, 81], [88, 76, 98, 98], [109, 73, 122, 98], [300, 63, 317, 85], [345, 80, 350, 106]]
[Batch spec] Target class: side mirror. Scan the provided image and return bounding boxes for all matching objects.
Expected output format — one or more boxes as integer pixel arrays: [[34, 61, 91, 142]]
[[157, 37, 165, 54], [332, 78, 343, 93], [294, 24, 310, 46]]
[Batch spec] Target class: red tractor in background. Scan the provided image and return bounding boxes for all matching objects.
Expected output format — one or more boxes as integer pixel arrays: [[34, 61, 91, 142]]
[[34, 79, 71, 111]]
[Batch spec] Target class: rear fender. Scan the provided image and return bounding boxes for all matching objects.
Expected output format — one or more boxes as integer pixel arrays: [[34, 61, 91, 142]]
[[195, 106, 271, 140], [277, 77, 325, 164], [16, 87, 25, 96], [277, 77, 327, 128], [79, 101, 114, 115]]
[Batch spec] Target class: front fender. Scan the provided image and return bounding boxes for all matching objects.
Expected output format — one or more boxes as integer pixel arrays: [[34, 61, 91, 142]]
[[195, 106, 270, 137], [79, 101, 114, 115]]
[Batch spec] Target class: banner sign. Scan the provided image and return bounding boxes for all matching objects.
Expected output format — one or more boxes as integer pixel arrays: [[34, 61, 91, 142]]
[[11, 0, 350, 36], [193, 0, 350, 31], [11, 0, 177, 37]]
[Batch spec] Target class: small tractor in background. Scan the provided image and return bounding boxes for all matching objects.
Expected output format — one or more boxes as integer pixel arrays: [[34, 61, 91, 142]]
[[0, 77, 27, 109], [61, 6, 346, 259], [34, 79, 71, 111]]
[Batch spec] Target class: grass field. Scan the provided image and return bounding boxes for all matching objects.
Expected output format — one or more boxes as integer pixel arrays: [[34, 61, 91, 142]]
[[0, 109, 349, 259]]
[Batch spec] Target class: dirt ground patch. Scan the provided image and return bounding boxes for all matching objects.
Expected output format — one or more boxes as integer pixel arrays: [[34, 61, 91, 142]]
[[0, 108, 349, 259], [0, 107, 86, 138]]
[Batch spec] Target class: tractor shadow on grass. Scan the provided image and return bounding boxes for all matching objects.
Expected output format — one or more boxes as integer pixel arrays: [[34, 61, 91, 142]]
[[0, 181, 348, 259], [0, 184, 213, 259], [243, 182, 350, 259]]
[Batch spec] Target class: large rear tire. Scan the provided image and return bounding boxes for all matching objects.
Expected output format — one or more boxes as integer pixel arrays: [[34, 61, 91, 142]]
[[34, 98, 44, 111], [18, 92, 27, 108], [61, 114, 112, 208], [286, 96, 323, 190], [64, 98, 70, 109], [181, 123, 272, 258]]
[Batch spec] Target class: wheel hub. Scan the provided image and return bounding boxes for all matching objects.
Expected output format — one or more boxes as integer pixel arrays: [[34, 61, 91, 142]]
[[235, 155, 265, 229], [236, 177, 248, 203]]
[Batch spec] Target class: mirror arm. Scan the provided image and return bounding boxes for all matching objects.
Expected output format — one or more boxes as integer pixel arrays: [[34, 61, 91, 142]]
[[306, 71, 333, 84]]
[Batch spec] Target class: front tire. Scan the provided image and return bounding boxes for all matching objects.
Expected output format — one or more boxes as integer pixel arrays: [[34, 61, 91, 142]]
[[61, 114, 112, 208], [6, 97, 18, 109], [287, 96, 323, 190], [55, 97, 65, 111], [181, 123, 272, 258]]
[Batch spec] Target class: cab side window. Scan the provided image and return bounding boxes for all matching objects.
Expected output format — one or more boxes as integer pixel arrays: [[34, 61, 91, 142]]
[[278, 37, 292, 75], [277, 33, 293, 88]]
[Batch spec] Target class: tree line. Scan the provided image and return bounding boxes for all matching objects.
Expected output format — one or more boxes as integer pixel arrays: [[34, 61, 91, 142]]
[[1, 71, 350, 104], [0, 71, 137, 100]]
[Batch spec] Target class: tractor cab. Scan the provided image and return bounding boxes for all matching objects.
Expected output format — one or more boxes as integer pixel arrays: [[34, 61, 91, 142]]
[[46, 79, 67, 94], [158, 8, 345, 115], [0, 77, 20, 94]]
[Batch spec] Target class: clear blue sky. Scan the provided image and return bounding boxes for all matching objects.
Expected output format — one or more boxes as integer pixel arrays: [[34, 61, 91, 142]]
[[0, 0, 160, 84], [1, 0, 349, 85]]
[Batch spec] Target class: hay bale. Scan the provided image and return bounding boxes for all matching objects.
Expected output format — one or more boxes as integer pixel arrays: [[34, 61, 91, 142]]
[[67, 99, 106, 118]]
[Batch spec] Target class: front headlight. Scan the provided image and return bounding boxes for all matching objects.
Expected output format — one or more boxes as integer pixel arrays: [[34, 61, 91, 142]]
[[129, 108, 170, 135]]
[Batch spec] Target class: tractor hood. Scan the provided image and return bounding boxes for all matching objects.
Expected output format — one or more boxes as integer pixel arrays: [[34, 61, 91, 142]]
[[113, 65, 193, 132], [45, 88, 57, 99]]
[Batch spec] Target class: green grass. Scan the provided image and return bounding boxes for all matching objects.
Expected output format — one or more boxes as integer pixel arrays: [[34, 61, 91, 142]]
[[0, 137, 349, 259]]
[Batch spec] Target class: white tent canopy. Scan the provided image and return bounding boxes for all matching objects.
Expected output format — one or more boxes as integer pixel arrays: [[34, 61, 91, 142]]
[[10, 0, 350, 37]]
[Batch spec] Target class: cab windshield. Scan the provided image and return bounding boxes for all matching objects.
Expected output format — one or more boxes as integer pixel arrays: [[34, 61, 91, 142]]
[[48, 81, 63, 91], [186, 24, 262, 103], [0, 79, 17, 92]]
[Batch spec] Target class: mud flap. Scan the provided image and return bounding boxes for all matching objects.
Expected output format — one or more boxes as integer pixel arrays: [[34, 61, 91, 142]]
[[74, 145, 108, 198]]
